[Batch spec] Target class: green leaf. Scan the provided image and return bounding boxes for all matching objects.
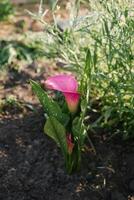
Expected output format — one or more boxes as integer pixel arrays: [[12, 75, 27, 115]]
[[103, 106, 113, 123], [85, 48, 92, 77], [72, 117, 87, 146], [103, 19, 110, 37], [93, 42, 98, 68], [31, 80, 69, 125], [79, 48, 92, 95], [80, 99, 87, 113], [51, 0, 58, 11], [44, 117, 67, 156]]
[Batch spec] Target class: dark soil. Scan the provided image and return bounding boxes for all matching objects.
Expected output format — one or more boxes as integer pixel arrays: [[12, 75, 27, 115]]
[[0, 3, 134, 200], [0, 60, 134, 200]]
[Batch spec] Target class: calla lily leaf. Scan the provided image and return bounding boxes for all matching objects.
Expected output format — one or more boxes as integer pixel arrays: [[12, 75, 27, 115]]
[[72, 117, 87, 146], [44, 116, 68, 156], [31, 80, 69, 125]]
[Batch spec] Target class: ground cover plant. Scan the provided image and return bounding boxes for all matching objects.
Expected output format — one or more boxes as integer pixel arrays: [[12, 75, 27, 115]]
[[0, 0, 14, 21], [0, 39, 45, 69], [0, 36, 45, 70]]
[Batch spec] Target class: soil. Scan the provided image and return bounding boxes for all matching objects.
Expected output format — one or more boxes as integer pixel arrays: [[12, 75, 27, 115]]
[[0, 2, 134, 200]]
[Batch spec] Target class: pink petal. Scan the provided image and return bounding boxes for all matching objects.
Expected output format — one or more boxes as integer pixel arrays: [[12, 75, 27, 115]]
[[45, 74, 78, 93], [66, 134, 74, 154], [44, 74, 80, 113]]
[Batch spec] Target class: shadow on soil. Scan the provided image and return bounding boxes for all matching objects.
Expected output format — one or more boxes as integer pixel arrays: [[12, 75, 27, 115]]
[[4, 65, 44, 89]]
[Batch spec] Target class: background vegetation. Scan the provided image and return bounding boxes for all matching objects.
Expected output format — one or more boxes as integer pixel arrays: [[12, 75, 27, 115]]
[[0, 0, 133, 138], [34, 0, 134, 138]]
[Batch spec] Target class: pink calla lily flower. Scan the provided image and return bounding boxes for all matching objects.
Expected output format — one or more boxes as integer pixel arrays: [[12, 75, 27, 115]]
[[66, 134, 74, 154], [44, 74, 80, 113]]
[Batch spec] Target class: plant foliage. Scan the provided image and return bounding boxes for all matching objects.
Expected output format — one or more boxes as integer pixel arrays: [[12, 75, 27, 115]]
[[0, 0, 14, 21], [0, 40, 45, 69], [33, 0, 134, 138]]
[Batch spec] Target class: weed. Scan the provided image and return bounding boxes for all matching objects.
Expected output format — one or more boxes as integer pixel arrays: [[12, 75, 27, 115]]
[[0, 0, 14, 21], [0, 39, 45, 70]]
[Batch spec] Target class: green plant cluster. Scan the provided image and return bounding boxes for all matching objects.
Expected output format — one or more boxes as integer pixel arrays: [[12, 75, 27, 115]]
[[89, 0, 134, 138], [0, 96, 22, 113], [0, 0, 14, 21], [0, 39, 45, 69], [31, 79, 88, 173], [38, 0, 134, 138]]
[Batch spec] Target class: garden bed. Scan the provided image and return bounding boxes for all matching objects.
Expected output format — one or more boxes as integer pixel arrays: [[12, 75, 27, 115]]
[[0, 1, 134, 200], [0, 46, 134, 200]]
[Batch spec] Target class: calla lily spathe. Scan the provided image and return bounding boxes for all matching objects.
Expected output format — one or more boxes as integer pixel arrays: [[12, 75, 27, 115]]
[[44, 74, 80, 113]]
